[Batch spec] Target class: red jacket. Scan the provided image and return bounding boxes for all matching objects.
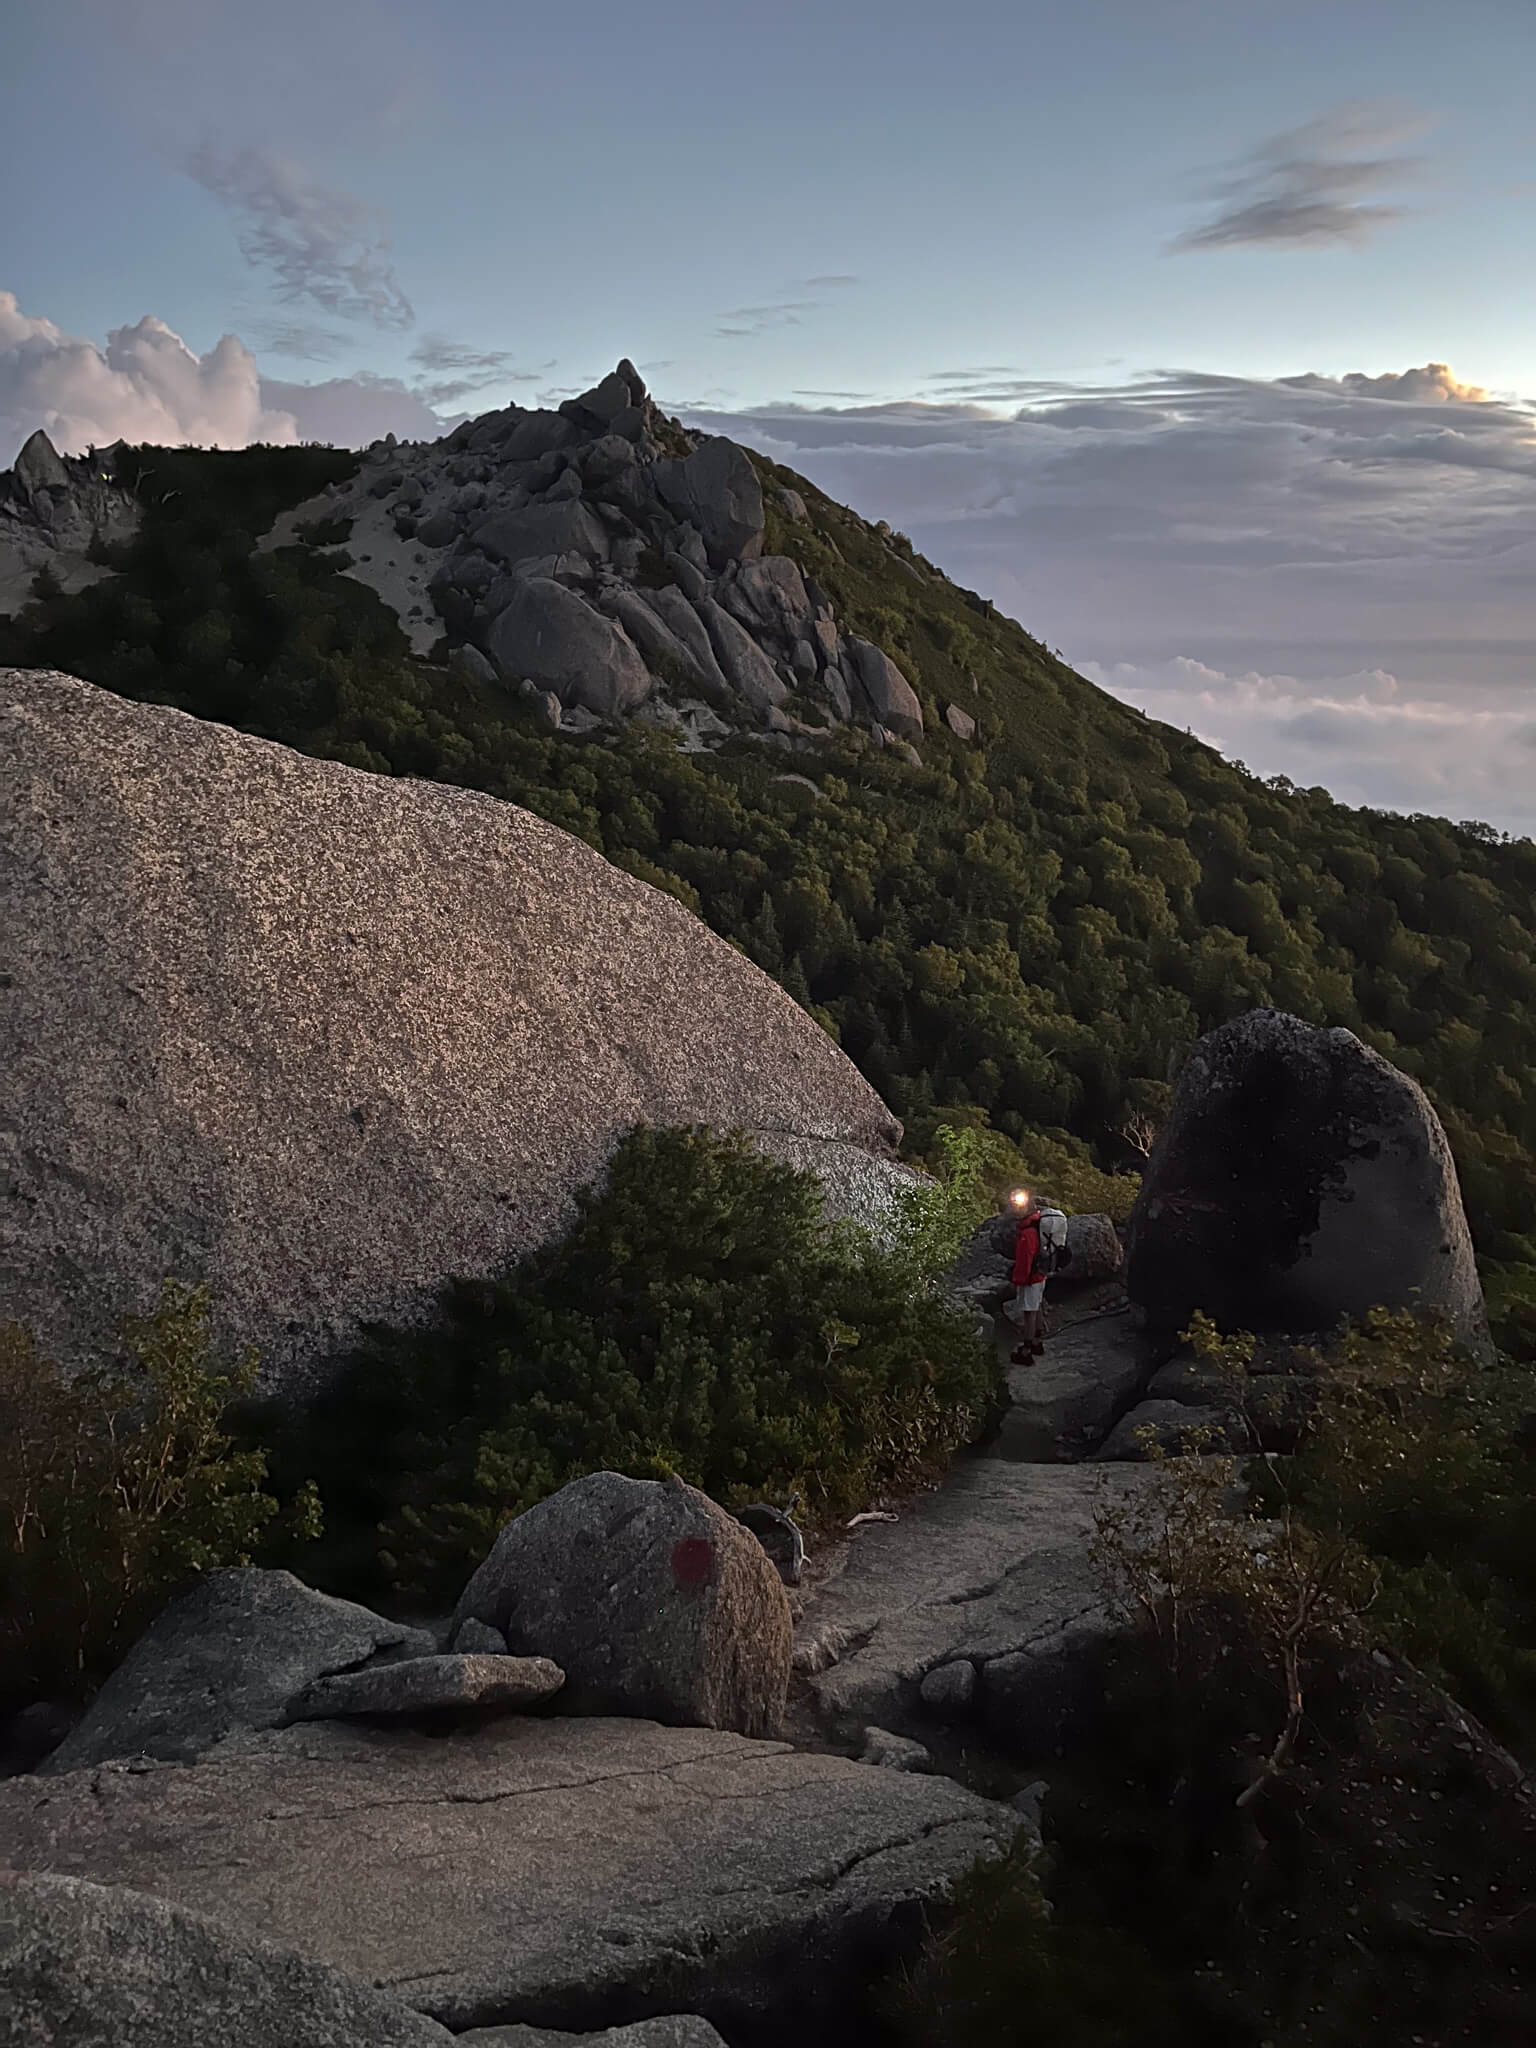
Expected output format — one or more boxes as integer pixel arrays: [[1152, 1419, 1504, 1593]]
[[1012, 1215, 1044, 1285]]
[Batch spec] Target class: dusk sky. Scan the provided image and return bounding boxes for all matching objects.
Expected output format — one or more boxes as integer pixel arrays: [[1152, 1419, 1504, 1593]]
[[3, 0, 1534, 830]]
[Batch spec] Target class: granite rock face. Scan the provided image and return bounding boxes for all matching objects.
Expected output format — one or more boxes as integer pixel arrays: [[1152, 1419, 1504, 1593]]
[[1125, 1009, 1493, 1359], [42, 1568, 436, 1774], [247, 364, 923, 754], [0, 668, 906, 1394], [0, 1717, 1021, 2036], [452, 1472, 792, 1737], [484, 577, 651, 714], [285, 1654, 565, 1724], [0, 1872, 457, 2048], [792, 1459, 1157, 1748], [0, 429, 141, 616]]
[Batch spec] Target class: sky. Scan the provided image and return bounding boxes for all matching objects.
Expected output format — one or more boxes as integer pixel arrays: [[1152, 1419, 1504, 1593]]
[[2, 0, 1534, 831]]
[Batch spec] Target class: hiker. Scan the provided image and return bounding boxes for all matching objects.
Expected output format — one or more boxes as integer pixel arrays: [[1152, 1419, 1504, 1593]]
[[1007, 1190, 1070, 1363]]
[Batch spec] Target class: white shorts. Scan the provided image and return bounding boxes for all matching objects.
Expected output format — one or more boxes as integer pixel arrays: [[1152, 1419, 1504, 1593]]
[[1008, 1281, 1046, 1317]]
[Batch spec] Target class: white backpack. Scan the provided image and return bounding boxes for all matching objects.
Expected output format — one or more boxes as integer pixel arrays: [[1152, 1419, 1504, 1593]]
[[1036, 1208, 1070, 1276]]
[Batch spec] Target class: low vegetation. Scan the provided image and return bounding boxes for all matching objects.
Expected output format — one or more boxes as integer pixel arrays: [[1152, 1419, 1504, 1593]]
[[253, 1122, 1000, 1608], [0, 1284, 313, 1712], [892, 1305, 1536, 2046]]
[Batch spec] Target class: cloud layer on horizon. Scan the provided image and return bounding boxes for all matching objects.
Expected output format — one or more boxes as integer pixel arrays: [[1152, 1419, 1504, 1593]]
[[685, 364, 1536, 833]]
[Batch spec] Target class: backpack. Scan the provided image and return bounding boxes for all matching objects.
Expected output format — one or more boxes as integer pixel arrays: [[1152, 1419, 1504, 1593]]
[[1036, 1208, 1072, 1276]]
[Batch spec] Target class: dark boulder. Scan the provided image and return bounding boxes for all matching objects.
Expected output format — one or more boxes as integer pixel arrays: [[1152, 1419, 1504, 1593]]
[[653, 439, 765, 567], [1125, 1010, 1493, 1360]]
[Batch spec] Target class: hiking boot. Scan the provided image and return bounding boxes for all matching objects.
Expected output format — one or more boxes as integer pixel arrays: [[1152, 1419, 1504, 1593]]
[[1010, 1345, 1033, 1365]]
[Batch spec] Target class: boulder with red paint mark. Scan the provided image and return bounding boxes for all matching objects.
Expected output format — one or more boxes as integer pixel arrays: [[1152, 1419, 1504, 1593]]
[[449, 1471, 792, 1737]]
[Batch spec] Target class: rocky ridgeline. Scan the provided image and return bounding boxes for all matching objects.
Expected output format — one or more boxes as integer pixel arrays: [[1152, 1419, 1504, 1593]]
[[0, 428, 141, 617], [259, 358, 929, 758]]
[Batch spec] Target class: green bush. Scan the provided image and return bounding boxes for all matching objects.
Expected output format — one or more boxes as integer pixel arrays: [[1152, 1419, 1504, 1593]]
[[263, 1124, 1000, 1608], [0, 1284, 308, 1708], [1251, 1306, 1536, 1750]]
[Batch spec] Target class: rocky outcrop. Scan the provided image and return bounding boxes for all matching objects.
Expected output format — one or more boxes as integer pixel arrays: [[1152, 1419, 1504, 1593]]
[[41, 1569, 435, 1775], [451, 1472, 792, 1737], [253, 362, 922, 753], [845, 639, 923, 740], [652, 438, 765, 568], [0, 1873, 457, 2048], [1065, 1211, 1123, 1280], [994, 1307, 1154, 1461], [792, 1459, 1157, 1757], [484, 577, 652, 714], [0, 430, 141, 616], [1, 668, 909, 1395], [0, 1717, 1021, 2037], [1126, 1010, 1493, 1359], [285, 1653, 565, 1724]]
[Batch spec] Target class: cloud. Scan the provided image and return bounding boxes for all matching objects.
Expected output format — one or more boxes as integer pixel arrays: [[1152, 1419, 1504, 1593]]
[[250, 321, 353, 362], [686, 360, 1536, 831], [0, 292, 299, 461], [184, 144, 414, 329], [715, 275, 859, 339], [257, 370, 448, 446], [1170, 98, 1434, 252], [1079, 655, 1536, 832], [405, 336, 548, 408], [0, 291, 476, 463]]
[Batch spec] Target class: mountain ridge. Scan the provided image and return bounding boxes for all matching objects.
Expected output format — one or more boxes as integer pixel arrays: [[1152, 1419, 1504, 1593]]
[[2, 365, 1532, 1350]]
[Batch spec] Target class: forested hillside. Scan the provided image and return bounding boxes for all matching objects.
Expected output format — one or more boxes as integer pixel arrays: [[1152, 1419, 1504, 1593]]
[[5, 434, 1533, 1351]]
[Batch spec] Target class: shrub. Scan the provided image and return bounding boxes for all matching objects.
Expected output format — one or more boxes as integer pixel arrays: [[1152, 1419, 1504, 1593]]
[[265, 1124, 1000, 1608], [1251, 1305, 1536, 1750], [0, 1284, 305, 1708]]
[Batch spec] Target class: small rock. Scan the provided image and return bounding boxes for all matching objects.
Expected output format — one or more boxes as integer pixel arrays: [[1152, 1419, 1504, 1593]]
[[286, 1653, 564, 1722], [859, 1726, 933, 1771], [777, 488, 809, 522], [1094, 1400, 1238, 1461], [943, 702, 977, 741], [663, 552, 709, 602], [845, 638, 924, 739], [416, 510, 459, 549], [919, 1660, 977, 1718], [1064, 1211, 1123, 1281], [1009, 1778, 1050, 1828], [449, 643, 498, 689], [451, 1617, 509, 1656]]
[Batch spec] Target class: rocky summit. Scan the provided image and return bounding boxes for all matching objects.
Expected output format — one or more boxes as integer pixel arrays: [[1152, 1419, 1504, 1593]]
[[0, 429, 141, 618], [0, 666, 909, 1395], [254, 359, 927, 754]]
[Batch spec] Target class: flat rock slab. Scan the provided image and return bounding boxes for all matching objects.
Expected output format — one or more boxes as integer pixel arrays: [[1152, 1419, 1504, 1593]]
[[0, 1716, 1018, 2037], [993, 1309, 1154, 1460], [462, 2022, 725, 2048], [0, 1871, 454, 2048], [792, 1459, 1157, 1738], [286, 1653, 564, 1722]]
